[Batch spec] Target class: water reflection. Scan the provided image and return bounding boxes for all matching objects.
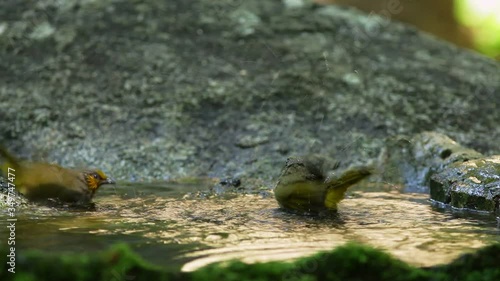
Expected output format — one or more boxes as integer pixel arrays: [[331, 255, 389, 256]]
[[0, 182, 498, 272]]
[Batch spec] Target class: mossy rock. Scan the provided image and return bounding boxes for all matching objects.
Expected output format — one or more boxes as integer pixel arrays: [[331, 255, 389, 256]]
[[0, 0, 499, 183], [385, 132, 500, 212], [430, 156, 500, 213], [1, 243, 499, 281], [383, 132, 483, 193]]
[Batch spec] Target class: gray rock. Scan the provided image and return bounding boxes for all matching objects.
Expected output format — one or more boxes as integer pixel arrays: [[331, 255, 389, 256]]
[[430, 156, 500, 213], [382, 132, 483, 192], [0, 0, 498, 189], [383, 131, 500, 213]]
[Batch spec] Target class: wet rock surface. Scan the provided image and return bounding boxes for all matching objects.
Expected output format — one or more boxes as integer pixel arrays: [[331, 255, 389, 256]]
[[0, 0, 498, 185], [430, 156, 500, 213], [384, 131, 500, 213], [382, 132, 484, 192]]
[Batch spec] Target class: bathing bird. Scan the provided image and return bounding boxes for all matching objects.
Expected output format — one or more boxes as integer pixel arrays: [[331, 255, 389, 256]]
[[0, 146, 114, 204], [274, 155, 372, 214]]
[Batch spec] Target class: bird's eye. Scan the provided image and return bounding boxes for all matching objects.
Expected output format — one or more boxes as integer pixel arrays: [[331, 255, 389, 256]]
[[93, 173, 99, 179]]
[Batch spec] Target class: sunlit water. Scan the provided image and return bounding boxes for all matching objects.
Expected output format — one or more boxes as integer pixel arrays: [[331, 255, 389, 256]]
[[1, 181, 499, 271]]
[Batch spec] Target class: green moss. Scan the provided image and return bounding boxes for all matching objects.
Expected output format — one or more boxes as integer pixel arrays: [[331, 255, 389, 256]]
[[429, 176, 448, 203], [288, 244, 430, 281], [192, 260, 294, 281], [450, 190, 469, 208], [429, 243, 500, 280], [0, 244, 181, 281], [1, 243, 499, 281], [451, 191, 495, 211]]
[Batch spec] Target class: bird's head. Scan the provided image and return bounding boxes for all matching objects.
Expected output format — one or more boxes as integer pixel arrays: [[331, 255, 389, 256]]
[[83, 170, 115, 194]]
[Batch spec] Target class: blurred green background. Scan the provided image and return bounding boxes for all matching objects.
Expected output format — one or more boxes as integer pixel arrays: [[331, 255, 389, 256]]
[[456, 0, 500, 59], [317, 0, 500, 60]]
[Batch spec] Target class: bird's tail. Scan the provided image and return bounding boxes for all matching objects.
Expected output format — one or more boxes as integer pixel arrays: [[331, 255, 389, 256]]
[[323, 165, 373, 209]]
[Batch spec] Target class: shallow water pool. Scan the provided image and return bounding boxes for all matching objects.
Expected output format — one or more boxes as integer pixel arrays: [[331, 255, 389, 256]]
[[1, 181, 498, 271]]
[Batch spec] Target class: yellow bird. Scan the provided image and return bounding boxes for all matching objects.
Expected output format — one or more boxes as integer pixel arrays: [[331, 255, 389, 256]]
[[274, 155, 372, 213], [0, 146, 115, 204]]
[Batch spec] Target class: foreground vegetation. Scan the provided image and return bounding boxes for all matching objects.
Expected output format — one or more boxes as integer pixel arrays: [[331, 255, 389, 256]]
[[1, 242, 499, 281]]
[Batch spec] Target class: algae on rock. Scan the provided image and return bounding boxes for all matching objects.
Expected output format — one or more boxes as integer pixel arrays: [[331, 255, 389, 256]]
[[383, 131, 500, 213]]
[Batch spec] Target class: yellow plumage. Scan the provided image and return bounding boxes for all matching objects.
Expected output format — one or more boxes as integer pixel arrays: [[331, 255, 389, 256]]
[[0, 146, 114, 204], [274, 155, 372, 213]]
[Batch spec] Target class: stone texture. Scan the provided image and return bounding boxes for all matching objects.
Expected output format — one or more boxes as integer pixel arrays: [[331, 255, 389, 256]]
[[0, 0, 498, 188], [384, 131, 500, 213], [382, 132, 483, 192], [430, 156, 500, 213]]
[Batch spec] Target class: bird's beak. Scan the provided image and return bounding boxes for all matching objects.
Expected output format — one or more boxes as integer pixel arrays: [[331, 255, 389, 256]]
[[102, 177, 116, 185]]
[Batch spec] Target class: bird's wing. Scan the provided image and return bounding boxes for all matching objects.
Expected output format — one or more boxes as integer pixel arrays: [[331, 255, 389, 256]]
[[323, 165, 372, 209]]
